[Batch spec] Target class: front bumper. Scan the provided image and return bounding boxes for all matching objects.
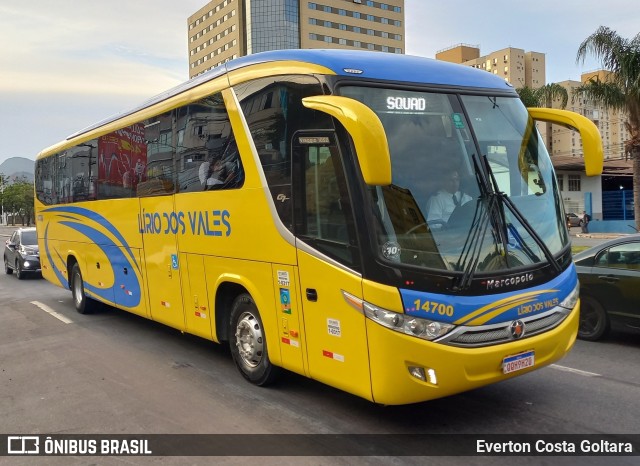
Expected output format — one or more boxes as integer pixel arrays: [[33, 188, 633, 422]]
[[21, 255, 42, 272], [366, 300, 579, 405]]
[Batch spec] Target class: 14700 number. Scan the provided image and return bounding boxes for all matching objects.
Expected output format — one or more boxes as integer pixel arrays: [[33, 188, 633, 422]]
[[413, 300, 454, 317]]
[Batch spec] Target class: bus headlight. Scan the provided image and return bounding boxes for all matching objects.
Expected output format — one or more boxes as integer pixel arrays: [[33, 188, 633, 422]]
[[363, 302, 455, 341], [558, 282, 579, 310]]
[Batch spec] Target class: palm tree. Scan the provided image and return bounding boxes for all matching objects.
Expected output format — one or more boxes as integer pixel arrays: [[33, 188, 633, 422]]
[[536, 83, 569, 109], [575, 26, 640, 229], [516, 86, 540, 107], [516, 84, 569, 177], [516, 83, 569, 109]]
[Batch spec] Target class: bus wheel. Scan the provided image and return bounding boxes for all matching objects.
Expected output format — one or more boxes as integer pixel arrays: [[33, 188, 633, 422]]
[[229, 294, 279, 386], [578, 295, 609, 341], [71, 263, 93, 314]]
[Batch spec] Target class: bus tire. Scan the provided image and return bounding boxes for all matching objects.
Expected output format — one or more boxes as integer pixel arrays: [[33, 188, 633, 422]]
[[229, 293, 279, 386], [578, 295, 609, 341], [71, 263, 94, 314]]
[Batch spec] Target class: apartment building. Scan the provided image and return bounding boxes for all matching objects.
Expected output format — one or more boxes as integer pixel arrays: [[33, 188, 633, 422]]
[[187, 0, 406, 78], [553, 71, 630, 161], [436, 44, 546, 89]]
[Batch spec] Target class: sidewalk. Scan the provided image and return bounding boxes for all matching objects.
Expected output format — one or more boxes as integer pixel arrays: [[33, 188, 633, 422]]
[[574, 232, 626, 239]]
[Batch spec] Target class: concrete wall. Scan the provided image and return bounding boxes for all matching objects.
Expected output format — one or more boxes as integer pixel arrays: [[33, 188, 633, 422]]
[[583, 219, 638, 234]]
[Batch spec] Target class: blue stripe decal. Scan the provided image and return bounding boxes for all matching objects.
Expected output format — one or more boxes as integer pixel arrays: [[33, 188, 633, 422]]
[[42, 206, 139, 271], [59, 221, 141, 307], [44, 222, 69, 289], [400, 265, 577, 325], [41, 207, 142, 309]]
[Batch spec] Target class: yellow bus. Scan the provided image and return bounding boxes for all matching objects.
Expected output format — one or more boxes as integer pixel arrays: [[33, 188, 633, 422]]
[[35, 50, 603, 405]]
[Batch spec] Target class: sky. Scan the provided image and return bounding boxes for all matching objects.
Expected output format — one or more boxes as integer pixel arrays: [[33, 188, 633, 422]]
[[1, 0, 638, 165]]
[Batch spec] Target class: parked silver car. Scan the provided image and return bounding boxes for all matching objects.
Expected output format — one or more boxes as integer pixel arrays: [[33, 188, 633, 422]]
[[566, 212, 584, 228]]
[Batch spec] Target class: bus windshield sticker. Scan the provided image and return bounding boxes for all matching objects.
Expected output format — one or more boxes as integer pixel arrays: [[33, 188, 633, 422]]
[[382, 241, 401, 261], [452, 113, 465, 129]]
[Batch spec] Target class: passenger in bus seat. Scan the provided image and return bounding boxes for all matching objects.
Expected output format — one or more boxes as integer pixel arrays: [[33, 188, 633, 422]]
[[200, 156, 228, 189], [200, 147, 240, 190]]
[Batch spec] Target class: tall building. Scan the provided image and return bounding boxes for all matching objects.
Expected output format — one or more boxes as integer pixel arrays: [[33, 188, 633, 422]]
[[557, 71, 629, 162], [187, 0, 406, 78], [436, 44, 546, 89]]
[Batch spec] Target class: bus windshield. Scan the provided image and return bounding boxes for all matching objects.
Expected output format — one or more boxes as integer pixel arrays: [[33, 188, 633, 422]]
[[339, 86, 567, 274]]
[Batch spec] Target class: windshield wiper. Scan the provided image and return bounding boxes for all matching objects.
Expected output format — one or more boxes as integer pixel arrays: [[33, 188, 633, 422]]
[[453, 154, 498, 291], [499, 193, 562, 273], [482, 154, 562, 273], [454, 154, 561, 291], [454, 198, 491, 291]]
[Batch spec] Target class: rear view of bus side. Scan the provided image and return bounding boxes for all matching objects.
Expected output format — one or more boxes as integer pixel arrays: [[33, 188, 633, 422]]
[[34, 50, 603, 405]]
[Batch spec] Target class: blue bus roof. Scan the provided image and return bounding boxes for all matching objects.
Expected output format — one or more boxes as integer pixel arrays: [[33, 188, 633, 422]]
[[226, 49, 514, 90], [67, 49, 515, 141]]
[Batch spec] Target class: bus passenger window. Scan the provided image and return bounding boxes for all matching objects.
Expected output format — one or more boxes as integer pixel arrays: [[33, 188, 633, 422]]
[[95, 124, 148, 199], [136, 112, 174, 197], [175, 93, 242, 193]]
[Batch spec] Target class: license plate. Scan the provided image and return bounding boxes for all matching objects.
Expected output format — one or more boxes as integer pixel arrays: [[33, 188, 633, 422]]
[[502, 350, 535, 374]]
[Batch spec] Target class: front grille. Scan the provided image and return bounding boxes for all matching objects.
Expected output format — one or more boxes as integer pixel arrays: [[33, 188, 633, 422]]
[[439, 310, 569, 347]]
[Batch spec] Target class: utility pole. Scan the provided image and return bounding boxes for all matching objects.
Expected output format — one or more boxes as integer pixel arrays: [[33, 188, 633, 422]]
[[0, 173, 5, 226]]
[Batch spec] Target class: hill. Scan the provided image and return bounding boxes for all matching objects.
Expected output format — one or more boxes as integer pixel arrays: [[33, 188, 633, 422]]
[[0, 157, 35, 183]]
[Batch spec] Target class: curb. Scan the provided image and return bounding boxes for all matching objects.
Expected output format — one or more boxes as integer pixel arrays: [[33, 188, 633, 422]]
[[575, 233, 627, 239]]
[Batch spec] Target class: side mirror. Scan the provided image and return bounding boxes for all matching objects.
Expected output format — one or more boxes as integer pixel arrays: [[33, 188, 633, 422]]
[[302, 95, 391, 185], [528, 108, 603, 176]]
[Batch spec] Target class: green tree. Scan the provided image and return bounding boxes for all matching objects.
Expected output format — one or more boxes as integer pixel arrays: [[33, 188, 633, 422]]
[[575, 26, 640, 229], [536, 83, 569, 109], [516, 86, 540, 107], [516, 83, 569, 109], [2, 179, 34, 226]]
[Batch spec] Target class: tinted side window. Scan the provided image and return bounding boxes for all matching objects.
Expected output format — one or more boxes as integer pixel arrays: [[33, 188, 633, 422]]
[[604, 242, 640, 269], [233, 75, 332, 229], [35, 155, 57, 205], [175, 93, 242, 193], [35, 139, 98, 205], [97, 125, 147, 199], [136, 112, 175, 197], [68, 141, 97, 201]]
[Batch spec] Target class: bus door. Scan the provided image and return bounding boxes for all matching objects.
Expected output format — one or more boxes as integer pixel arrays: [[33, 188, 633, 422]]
[[140, 196, 185, 330], [292, 132, 373, 401]]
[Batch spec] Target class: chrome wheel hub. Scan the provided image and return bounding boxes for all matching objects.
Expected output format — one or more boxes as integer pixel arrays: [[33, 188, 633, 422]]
[[234, 311, 264, 368]]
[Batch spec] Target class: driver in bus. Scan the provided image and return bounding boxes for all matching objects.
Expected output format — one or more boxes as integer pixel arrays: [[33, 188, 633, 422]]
[[426, 168, 472, 228]]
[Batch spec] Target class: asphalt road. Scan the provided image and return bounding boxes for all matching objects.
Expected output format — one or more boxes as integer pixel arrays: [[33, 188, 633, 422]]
[[1, 225, 638, 465]]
